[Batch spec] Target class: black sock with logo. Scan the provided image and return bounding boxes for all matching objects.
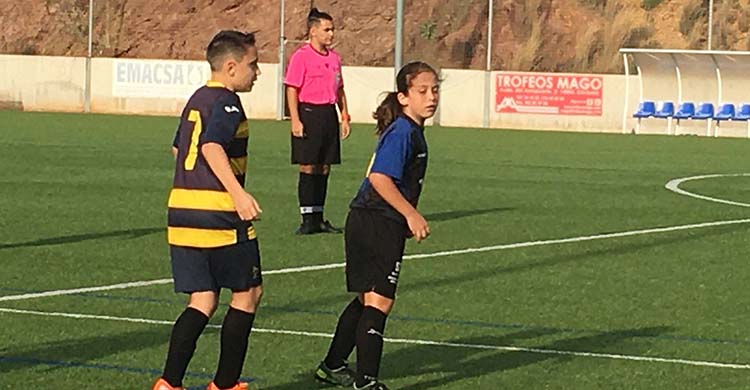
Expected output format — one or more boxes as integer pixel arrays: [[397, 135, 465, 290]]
[[355, 306, 388, 385]]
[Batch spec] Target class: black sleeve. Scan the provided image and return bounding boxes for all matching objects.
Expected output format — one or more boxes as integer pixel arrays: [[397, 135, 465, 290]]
[[172, 125, 180, 148], [199, 93, 245, 148]]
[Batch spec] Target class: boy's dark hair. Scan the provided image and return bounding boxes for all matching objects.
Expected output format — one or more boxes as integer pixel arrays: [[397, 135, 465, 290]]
[[307, 7, 333, 30], [206, 30, 256, 71], [373, 61, 438, 135]]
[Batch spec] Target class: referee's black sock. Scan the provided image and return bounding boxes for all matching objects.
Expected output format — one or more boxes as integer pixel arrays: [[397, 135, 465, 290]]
[[298, 172, 316, 226], [324, 297, 364, 369], [162, 307, 209, 387], [214, 307, 256, 389], [312, 173, 330, 224], [355, 306, 388, 385]]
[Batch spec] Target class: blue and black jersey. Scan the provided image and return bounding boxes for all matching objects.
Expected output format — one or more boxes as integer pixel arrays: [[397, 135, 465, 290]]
[[167, 81, 255, 248], [350, 115, 428, 224]]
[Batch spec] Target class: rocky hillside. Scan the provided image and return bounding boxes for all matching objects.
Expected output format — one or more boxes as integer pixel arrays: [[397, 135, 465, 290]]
[[1, 0, 749, 73]]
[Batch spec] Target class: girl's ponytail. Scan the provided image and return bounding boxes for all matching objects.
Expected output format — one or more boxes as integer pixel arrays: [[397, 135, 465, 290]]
[[373, 92, 402, 135]]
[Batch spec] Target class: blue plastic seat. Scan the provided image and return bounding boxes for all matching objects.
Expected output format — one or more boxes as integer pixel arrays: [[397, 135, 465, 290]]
[[734, 104, 750, 120], [654, 101, 674, 118], [673, 102, 695, 119], [633, 101, 656, 118], [714, 103, 735, 121], [693, 103, 714, 119]]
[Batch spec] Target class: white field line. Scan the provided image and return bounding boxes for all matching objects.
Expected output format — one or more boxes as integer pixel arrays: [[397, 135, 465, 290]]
[[3, 218, 750, 303], [1, 307, 749, 370], [665, 173, 750, 208]]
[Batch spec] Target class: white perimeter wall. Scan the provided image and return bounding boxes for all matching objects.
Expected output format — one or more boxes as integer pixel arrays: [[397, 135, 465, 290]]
[[0, 54, 662, 135]]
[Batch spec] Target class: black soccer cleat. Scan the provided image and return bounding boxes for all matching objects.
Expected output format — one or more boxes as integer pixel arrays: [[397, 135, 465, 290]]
[[352, 379, 390, 390], [314, 361, 356, 387], [319, 220, 343, 234]]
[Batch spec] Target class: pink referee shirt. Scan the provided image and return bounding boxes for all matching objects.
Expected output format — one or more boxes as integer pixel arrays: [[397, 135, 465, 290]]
[[284, 43, 343, 105]]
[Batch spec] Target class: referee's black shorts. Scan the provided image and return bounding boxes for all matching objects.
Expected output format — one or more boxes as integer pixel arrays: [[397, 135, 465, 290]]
[[345, 208, 407, 299], [291, 103, 341, 165]]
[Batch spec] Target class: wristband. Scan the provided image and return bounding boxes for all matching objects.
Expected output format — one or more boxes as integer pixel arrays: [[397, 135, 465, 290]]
[[341, 114, 351, 122]]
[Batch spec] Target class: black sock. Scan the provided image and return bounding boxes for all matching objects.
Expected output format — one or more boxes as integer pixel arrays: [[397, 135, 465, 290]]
[[316, 174, 330, 219], [320, 174, 329, 207], [213, 307, 256, 388], [162, 307, 209, 387], [324, 297, 364, 369], [298, 172, 316, 225], [311, 173, 329, 225], [355, 306, 388, 385]]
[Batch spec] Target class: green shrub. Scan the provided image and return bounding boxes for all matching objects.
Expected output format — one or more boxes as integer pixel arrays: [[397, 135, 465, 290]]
[[642, 0, 664, 10]]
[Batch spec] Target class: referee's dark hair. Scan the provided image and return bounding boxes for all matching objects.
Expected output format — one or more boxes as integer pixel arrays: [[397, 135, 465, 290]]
[[206, 30, 256, 71], [307, 7, 333, 30], [373, 61, 438, 135]]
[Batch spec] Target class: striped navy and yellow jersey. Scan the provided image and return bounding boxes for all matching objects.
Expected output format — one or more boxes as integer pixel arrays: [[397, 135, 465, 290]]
[[167, 81, 255, 248]]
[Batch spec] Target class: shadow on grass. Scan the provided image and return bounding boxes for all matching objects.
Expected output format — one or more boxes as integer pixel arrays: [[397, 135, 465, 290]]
[[0, 326, 261, 387], [424, 207, 513, 222], [261, 326, 672, 389], [0, 327, 168, 376], [384, 326, 673, 389], [0, 227, 163, 250]]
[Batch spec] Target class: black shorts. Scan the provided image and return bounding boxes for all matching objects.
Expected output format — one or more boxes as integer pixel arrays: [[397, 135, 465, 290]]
[[170, 239, 262, 293], [291, 103, 341, 165], [345, 208, 407, 299]]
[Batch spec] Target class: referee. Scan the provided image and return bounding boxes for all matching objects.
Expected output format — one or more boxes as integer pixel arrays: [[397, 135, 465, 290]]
[[284, 7, 351, 235]]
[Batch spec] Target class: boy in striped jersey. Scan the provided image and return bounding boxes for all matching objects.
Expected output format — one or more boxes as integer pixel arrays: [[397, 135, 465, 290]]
[[153, 30, 262, 390]]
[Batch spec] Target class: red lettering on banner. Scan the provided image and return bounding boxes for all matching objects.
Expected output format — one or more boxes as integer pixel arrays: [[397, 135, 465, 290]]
[[495, 72, 603, 116]]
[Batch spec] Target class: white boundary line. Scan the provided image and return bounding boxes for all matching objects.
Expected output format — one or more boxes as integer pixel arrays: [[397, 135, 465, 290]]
[[665, 173, 750, 208], [1, 307, 749, 370], [0, 279, 172, 302], [3, 217, 750, 302]]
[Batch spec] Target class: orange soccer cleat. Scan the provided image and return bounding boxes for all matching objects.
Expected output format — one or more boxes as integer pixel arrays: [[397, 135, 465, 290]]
[[152, 378, 184, 390], [206, 381, 256, 390]]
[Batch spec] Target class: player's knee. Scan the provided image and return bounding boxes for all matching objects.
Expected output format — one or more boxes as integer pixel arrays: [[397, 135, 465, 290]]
[[230, 285, 263, 312], [363, 292, 394, 314], [250, 285, 263, 303], [188, 291, 219, 317]]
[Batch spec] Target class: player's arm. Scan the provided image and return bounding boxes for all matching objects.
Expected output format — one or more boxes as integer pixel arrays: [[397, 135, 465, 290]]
[[171, 147, 178, 158], [201, 143, 261, 221], [369, 173, 429, 241], [200, 96, 262, 221], [286, 86, 304, 138], [284, 53, 305, 138], [337, 85, 351, 140]]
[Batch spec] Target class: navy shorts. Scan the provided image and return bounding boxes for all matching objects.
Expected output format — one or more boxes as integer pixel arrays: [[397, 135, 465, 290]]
[[291, 103, 341, 165], [170, 239, 262, 293], [345, 208, 407, 299]]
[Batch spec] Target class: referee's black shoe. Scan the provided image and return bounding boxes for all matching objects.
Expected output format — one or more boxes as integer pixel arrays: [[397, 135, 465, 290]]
[[319, 220, 343, 234], [295, 222, 320, 235]]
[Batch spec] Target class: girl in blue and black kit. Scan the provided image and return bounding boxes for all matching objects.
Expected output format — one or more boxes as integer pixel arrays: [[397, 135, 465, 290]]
[[314, 61, 441, 390]]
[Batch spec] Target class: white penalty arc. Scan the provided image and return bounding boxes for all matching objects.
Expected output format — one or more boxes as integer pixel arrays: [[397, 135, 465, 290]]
[[665, 173, 750, 208]]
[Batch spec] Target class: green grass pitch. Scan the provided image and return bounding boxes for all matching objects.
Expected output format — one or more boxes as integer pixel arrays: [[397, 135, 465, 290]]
[[1, 110, 749, 389]]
